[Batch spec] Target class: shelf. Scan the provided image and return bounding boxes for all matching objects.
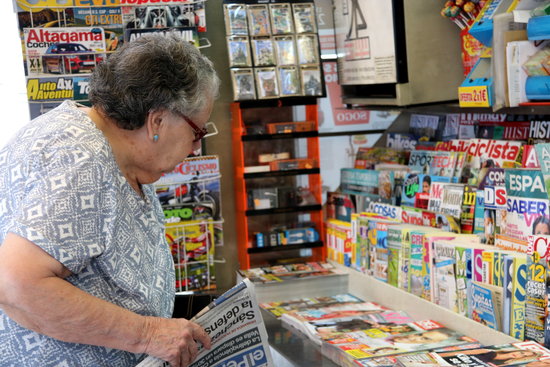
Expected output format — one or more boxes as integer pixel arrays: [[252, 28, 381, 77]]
[[244, 168, 320, 179], [238, 97, 319, 109], [329, 261, 518, 346], [247, 241, 324, 254], [246, 204, 322, 216], [242, 131, 319, 141]]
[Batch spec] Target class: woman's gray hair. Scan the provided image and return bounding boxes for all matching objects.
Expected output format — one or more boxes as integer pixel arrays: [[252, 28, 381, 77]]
[[89, 32, 220, 130]]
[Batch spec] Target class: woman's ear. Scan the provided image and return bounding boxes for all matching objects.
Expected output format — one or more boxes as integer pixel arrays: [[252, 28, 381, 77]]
[[145, 109, 164, 141]]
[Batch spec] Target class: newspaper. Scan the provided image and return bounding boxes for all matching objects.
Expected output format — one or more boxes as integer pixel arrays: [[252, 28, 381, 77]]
[[136, 279, 274, 367]]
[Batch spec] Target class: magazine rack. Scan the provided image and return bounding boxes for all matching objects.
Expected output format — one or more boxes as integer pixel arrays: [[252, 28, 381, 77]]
[[154, 155, 225, 292], [231, 100, 325, 269], [14, 0, 211, 119]]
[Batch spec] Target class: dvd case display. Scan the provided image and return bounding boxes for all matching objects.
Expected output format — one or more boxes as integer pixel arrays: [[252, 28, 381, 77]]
[[255, 67, 279, 99], [269, 3, 294, 34], [224, 0, 323, 101], [227, 36, 252, 67], [301, 66, 323, 96], [296, 34, 319, 65], [273, 35, 296, 66], [292, 3, 317, 33], [278, 66, 301, 97], [231, 68, 257, 101], [247, 4, 271, 36], [252, 37, 276, 66], [224, 4, 248, 35]]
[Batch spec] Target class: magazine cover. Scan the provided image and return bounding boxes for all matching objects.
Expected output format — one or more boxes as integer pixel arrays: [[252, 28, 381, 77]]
[[354, 147, 408, 170], [536, 143, 550, 202], [504, 169, 550, 242], [278, 66, 301, 96], [251, 36, 276, 66], [439, 183, 465, 220], [23, 26, 106, 76], [137, 280, 275, 367], [427, 181, 447, 213], [224, 3, 248, 35], [124, 27, 199, 46], [230, 68, 256, 101], [468, 281, 502, 331], [300, 66, 323, 96], [341, 168, 394, 203], [247, 4, 271, 36], [269, 3, 294, 34], [462, 139, 522, 185], [401, 173, 451, 209], [431, 340, 550, 367], [292, 2, 317, 33], [408, 150, 459, 180], [255, 67, 279, 99], [227, 36, 252, 67], [321, 320, 476, 365], [460, 185, 477, 234], [73, 7, 123, 52], [273, 35, 296, 66], [432, 240, 458, 312], [455, 244, 473, 316], [511, 254, 528, 340], [524, 236, 549, 345], [260, 293, 363, 319], [502, 255, 514, 336], [296, 34, 320, 65]]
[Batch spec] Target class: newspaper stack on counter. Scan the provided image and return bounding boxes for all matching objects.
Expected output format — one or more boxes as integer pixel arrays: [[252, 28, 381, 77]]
[[137, 279, 274, 367]]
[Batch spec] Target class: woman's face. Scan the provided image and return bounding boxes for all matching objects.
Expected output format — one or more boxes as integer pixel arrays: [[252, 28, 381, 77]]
[[139, 98, 214, 183], [534, 222, 550, 235]]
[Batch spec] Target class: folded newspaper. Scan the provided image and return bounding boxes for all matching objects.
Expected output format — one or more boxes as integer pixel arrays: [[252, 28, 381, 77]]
[[136, 279, 274, 367]]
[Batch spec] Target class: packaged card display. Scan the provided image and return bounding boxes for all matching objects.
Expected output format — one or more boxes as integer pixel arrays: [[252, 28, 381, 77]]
[[247, 4, 271, 36], [231, 68, 256, 101], [224, 4, 248, 35], [296, 34, 319, 65], [256, 67, 279, 99], [292, 3, 317, 33], [278, 66, 301, 97], [269, 3, 294, 34], [227, 36, 252, 67], [273, 35, 297, 66], [301, 66, 322, 96], [251, 37, 276, 66]]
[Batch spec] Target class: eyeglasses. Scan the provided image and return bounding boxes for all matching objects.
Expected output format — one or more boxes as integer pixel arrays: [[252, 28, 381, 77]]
[[182, 115, 209, 142]]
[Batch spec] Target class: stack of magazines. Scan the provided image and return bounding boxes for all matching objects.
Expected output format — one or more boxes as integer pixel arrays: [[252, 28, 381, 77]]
[[260, 293, 550, 367], [237, 261, 348, 302]]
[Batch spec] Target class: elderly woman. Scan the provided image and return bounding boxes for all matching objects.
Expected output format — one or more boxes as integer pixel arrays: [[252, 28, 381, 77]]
[[0, 33, 219, 366]]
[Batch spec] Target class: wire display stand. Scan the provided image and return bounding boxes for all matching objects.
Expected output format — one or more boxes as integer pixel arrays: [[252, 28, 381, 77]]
[[155, 155, 225, 293]]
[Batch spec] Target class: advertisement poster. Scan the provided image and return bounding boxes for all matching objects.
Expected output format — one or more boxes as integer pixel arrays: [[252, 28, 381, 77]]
[[333, 0, 396, 85]]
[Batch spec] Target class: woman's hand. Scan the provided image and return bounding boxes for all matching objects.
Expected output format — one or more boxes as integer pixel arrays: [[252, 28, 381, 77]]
[[142, 317, 211, 367]]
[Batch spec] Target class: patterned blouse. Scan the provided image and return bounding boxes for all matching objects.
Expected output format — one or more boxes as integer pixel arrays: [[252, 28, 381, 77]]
[[0, 100, 174, 366]]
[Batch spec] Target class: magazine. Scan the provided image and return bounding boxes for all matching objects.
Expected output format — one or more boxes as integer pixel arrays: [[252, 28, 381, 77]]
[[136, 279, 274, 367]]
